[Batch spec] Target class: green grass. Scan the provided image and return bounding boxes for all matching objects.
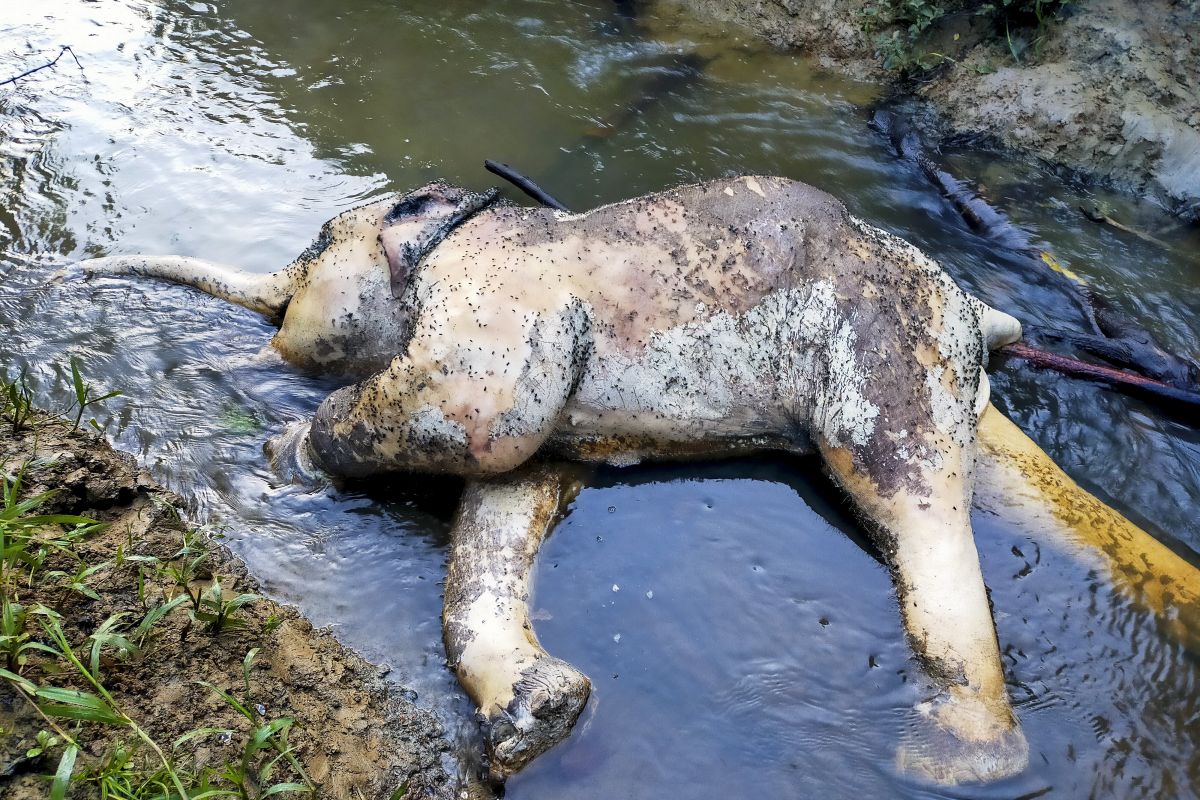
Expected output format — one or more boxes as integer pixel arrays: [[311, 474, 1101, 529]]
[[2, 355, 122, 436], [0, 364, 312, 799], [67, 356, 122, 433], [2, 367, 35, 434], [860, 0, 1073, 73], [1, 467, 309, 797]]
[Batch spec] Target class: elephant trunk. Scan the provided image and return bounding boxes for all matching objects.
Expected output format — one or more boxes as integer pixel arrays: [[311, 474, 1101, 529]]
[[77, 255, 296, 321]]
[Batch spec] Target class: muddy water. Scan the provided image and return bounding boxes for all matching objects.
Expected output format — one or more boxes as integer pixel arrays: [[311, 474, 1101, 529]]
[[2, 0, 1198, 797]]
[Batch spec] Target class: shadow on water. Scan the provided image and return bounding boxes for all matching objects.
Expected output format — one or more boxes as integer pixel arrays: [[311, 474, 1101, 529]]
[[1, 0, 1198, 796]]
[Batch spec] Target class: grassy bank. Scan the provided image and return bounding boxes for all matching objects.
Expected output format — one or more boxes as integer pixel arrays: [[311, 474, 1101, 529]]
[[1, 366, 456, 799]]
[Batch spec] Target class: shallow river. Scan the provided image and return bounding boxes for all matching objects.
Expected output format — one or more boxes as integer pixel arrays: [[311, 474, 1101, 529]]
[[2, 1, 1199, 797]]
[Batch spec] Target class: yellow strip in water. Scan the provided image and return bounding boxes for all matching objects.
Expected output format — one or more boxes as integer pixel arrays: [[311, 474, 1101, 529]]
[[975, 404, 1198, 649]]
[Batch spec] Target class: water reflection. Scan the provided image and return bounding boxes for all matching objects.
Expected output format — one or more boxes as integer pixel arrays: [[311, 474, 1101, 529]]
[[1, 0, 1197, 796]]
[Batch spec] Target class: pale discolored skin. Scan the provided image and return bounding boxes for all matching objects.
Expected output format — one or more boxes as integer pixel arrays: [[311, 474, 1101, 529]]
[[442, 464, 590, 781], [81, 176, 1036, 784]]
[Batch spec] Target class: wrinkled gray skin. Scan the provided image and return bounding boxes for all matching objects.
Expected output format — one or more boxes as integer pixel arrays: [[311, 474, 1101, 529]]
[[80, 176, 1027, 785]]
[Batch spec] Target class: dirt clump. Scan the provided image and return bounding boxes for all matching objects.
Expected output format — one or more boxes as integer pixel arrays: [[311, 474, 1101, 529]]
[[0, 414, 476, 799]]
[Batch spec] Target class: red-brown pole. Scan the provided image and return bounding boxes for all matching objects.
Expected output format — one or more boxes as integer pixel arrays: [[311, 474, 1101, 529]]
[[998, 342, 1200, 410]]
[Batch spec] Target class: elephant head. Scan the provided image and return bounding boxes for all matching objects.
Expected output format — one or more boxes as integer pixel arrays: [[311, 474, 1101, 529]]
[[78, 181, 499, 377]]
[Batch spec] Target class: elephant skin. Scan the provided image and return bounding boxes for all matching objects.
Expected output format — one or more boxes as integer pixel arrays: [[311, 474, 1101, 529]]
[[81, 175, 1037, 785]]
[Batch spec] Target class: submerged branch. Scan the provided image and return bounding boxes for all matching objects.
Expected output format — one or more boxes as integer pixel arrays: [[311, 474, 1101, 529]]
[[870, 106, 1200, 396], [1079, 204, 1175, 251], [0, 46, 84, 88], [998, 342, 1200, 413]]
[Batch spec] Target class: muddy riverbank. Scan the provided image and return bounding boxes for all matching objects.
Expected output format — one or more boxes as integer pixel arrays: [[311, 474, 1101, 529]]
[[0, 409, 468, 799], [664, 0, 1200, 220]]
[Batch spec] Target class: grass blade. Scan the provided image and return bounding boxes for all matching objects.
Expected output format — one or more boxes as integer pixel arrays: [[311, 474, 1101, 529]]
[[14, 514, 99, 526], [242, 647, 259, 695], [198, 681, 254, 721], [175, 726, 235, 749], [50, 744, 78, 800], [260, 783, 312, 797], [0, 665, 37, 694], [133, 594, 188, 644], [70, 358, 85, 408], [36, 686, 124, 725]]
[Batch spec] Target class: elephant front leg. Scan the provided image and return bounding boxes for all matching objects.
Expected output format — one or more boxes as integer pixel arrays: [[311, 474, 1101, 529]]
[[443, 464, 591, 782], [819, 432, 1028, 784]]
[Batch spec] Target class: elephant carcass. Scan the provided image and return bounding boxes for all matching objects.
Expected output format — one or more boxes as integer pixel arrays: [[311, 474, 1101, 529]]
[[78, 175, 1196, 785]]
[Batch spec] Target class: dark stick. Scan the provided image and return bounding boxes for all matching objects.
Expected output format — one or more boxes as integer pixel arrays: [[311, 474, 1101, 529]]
[[1079, 204, 1175, 251], [0, 46, 84, 88], [998, 342, 1200, 411], [484, 160, 571, 212]]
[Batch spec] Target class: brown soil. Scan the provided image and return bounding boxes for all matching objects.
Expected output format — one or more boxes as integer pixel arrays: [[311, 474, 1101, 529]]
[[0, 414, 473, 799], [919, 0, 1200, 222], [659, 0, 1200, 220]]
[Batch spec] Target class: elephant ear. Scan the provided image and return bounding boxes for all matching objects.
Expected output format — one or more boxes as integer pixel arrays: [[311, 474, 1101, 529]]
[[379, 182, 499, 299]]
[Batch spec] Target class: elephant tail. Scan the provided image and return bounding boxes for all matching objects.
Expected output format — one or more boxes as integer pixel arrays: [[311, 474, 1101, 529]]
[[76, 255, 296, 320], [977, 301, 1023, 350]]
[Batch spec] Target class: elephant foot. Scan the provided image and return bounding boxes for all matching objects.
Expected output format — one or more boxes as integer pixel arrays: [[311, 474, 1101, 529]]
[[482, 655, 591, 783], [895, 692, 1029, 785], [264, 421, 328, 487]]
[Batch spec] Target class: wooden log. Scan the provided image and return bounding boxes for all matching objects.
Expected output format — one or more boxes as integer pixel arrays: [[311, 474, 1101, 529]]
[[871, 106, 1200, 394], [1080, 204, 1175, 250]]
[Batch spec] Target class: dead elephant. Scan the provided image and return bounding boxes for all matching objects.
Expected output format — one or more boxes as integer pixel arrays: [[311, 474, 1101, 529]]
[[77, 175, 1196, 786]]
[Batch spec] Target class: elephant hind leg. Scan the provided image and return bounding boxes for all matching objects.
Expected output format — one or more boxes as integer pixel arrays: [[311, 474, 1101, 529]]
[[816, 381, 1028, 783], [443, 464, 591, 782]]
